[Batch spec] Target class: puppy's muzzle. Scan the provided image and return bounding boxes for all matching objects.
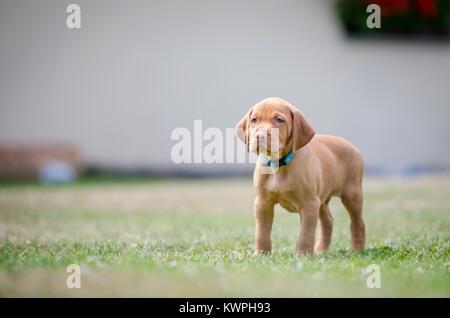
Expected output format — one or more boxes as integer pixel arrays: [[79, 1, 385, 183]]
[[256, 130, 268, 144], [255, 129, 273, 153]]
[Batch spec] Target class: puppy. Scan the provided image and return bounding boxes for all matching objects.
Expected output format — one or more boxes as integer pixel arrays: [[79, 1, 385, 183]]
[[236, 97, 366, 255]]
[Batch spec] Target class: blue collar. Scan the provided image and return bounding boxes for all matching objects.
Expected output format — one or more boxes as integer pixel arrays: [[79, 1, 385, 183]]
[[258, 151, 296, 168]]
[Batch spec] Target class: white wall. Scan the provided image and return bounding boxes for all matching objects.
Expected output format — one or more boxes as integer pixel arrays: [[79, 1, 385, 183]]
[[1, 0, 449, 172]]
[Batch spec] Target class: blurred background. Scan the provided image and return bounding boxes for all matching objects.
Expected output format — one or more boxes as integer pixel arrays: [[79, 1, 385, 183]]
[[1, 0, 450, 298], [1, 0, 449, 182]]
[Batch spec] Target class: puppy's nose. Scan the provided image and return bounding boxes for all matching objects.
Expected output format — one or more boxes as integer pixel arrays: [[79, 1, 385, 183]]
[[255, 130, 267, 141], [255, 130, 269, 146]]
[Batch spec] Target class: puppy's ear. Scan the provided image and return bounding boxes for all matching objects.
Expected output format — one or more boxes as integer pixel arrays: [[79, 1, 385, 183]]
[[235, 107, 253, 152], [289, 106, 315, 153]]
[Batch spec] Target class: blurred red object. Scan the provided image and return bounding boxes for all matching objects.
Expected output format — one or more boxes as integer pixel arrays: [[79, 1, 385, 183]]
[[416, 0, 438, 17], [363, 0, 438, 17], [0, 143, 81, 179], [364, 0, 409, 15]]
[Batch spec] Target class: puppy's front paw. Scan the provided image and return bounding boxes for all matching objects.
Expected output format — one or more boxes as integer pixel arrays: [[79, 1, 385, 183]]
[[295, 247, 314, 256], [314, 243, 328, 254], [254, 249, 271, 256]]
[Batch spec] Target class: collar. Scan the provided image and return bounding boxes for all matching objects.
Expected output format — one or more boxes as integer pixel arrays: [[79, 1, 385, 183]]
[[258, 151, 296, 168]]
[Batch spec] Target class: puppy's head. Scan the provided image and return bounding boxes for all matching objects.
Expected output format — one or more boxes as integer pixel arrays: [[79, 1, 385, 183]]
[[235, 97, 315, 157]]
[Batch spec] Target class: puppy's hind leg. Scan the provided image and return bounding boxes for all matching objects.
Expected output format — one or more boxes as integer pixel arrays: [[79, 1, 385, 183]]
[[314, 202, 334, 253], [341, 187, 366, 251]]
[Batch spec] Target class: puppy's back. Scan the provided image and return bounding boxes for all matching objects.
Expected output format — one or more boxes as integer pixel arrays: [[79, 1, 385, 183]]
[[310, 134, 364, 184]]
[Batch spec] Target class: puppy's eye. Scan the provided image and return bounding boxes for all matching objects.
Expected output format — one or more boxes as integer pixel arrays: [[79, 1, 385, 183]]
[[275, 117, 284, 123], [251, 118, 258, 124]]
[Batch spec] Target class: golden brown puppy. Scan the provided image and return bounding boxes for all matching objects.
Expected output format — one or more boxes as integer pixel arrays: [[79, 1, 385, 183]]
[[236, 97, 365, 255]]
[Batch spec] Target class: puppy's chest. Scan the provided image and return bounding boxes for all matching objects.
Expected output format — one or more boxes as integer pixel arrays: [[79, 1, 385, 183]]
[[260, 176, 301, 212]]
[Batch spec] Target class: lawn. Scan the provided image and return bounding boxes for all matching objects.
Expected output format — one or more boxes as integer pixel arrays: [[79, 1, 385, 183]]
[[0, 176, 449, 297]]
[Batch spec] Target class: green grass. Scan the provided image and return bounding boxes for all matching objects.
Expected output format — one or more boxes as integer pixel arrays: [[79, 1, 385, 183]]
[[0, 177, 449, 297]]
